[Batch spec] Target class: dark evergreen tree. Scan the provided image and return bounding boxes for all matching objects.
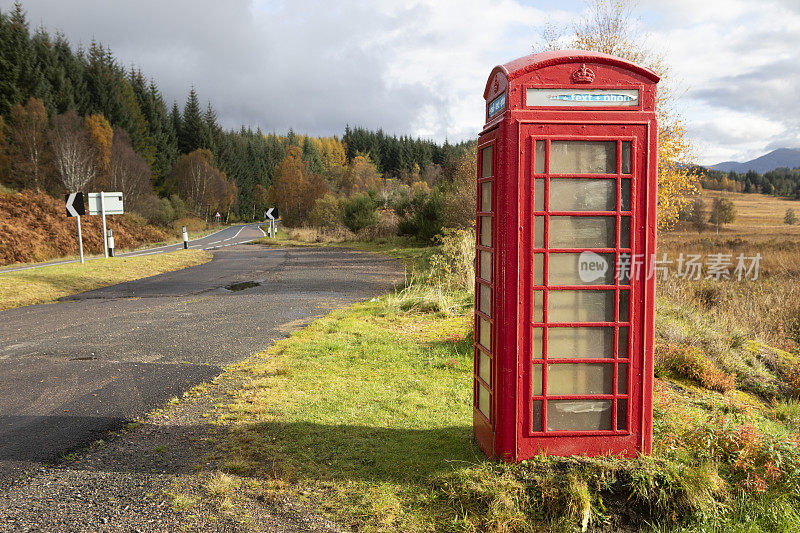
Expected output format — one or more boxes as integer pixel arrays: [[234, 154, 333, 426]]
[[178, 87, 206, 154]]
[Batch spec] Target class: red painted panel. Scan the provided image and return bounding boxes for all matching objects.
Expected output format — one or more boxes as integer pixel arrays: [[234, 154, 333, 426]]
[[474, 51, 658, 461]]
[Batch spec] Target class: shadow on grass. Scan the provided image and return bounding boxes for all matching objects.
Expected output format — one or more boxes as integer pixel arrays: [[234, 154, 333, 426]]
[[224, 421, 481, 483]]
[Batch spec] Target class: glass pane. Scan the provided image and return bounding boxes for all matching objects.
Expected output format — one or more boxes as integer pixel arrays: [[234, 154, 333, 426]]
[[534, 179, 544, 211], [480, 216, 492, 247], [547, 400, 612, 431], [479, 317, 491, 351], [621, 179, 630, 211], [533, 328, 543, 358], [481, 146, 492, 178], [535, 140, 545, 174], [549, 217, 615, 248], [550, 141, 615, 174], [533, 291, 544, 323], [481, 182, 492, 212], [532, 400, 543, 432], [547, 363, 613, 395], [549, 179, 616, 211], [547, 326, 614, 359], [533, 253, 544, 286], [621, 142, 631, 174], [617, 363, 628, 395], [532, 364, 542, 395], [549, 252, 615, 285], [617, 399, 627, 431], [477, 384, 491, 419], [478, 349, 491, 385], [534, 216, 545, 248], [480, 284, 492, 317], [549, 290, 615, 322], [618, 327, 629, 357], [480, 251, 492, 282], [620, 216, 630, 248], [619, 290, 630, 322]]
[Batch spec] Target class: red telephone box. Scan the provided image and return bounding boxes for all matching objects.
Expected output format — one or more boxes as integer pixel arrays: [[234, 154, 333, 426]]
[[473, 50, 659, 460]]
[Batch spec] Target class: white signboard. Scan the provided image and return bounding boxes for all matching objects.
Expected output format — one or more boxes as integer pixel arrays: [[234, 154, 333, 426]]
[[87, 192, 124, 215], [526, 88, 639, 107]]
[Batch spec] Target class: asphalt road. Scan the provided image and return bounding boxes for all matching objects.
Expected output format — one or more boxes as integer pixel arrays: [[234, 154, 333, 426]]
[[0, 222, 268, 273], [0, 244, 404, 486]]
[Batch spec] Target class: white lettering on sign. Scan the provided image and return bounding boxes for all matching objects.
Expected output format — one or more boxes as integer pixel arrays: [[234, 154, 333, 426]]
[[488, 92, 506, 117], [526, 88, 639, 107]]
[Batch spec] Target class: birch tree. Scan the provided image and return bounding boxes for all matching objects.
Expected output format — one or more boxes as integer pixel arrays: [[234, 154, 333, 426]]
[[48, 111, 96, 192]]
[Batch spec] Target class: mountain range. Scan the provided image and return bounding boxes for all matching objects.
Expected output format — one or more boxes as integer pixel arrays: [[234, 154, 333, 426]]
[[712, 148, 800, 173]]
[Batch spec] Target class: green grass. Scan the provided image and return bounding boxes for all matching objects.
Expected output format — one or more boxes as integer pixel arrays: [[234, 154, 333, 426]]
[[192, 236, 800, 531], [0, 249, 211, 310]]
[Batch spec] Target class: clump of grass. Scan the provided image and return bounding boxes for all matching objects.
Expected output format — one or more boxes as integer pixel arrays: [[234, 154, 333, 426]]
[[204, 471, 241, 498], [655, 343, 736, 392], [169, 492, 200, 512]]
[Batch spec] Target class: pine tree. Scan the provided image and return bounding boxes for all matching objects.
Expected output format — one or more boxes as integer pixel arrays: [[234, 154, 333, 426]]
[[178, 87, 206, 154]]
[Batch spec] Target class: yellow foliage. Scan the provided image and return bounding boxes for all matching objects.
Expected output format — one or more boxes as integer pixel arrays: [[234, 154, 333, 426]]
[[548, 0, 698, 229], [85, 114, 114, 174]]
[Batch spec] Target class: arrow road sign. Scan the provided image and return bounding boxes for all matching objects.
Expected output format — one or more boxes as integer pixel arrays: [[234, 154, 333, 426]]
[[266, 207, 279, 220], [65, 192, 85, 217]]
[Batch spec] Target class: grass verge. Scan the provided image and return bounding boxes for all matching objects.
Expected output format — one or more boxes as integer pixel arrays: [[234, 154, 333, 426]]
[[181, 231, 800, 532], [0, 249, 211, 310]]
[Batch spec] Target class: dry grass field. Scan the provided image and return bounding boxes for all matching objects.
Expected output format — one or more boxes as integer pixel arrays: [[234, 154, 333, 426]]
[[659, 190, 800, 351]]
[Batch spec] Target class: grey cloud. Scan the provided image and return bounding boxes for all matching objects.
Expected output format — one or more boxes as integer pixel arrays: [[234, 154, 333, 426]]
[[2, 0, 444, 138]]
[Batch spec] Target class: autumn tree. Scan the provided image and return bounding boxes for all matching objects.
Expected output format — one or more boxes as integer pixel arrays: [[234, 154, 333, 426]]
[[85, 113, 113, 177], [540, 0, 697, 228], [108, 128, 154, 212], [691, 198, 707, 233], [9, 97, 48, 190], [270, 146, 329, 226], [49, 111, 97, 192], [173, 148, 228, 217], [252, 183, 267, 219], [348, 154, 380, 195], [443, 145, 477, 228], [709, 197, 736, 234]]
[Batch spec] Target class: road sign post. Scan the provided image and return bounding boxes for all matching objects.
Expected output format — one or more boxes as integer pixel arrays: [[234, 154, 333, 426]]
[[86, 192, 124, 259], [266, 207, 279, 238], [100, 192, 108, 258], [65, 193, 86, 264], [76, 216, 84, 264]]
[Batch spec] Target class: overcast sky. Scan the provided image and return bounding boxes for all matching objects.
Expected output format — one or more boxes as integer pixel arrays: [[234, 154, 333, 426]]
[[3, 0, 799, 165]]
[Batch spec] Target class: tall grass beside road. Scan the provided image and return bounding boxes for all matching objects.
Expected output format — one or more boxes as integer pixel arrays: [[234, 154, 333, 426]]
[[0, 249, 211, 310]]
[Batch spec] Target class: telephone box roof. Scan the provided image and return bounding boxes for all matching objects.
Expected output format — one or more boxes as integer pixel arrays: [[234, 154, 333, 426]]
[[484, 49, 660, 99]]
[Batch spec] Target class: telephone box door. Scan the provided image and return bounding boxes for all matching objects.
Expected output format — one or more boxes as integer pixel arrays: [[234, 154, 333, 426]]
[[521, 122, 651, 457]]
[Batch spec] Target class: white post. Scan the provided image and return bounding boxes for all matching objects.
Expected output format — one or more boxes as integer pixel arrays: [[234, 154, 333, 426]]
[[100, 191, 108, 258], [76, 215, 84, 264], [107, 229, 115, 257], [182, 225, 189, 249]]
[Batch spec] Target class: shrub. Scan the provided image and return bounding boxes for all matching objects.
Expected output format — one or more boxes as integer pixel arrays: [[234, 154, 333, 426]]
[[655, 343, 736, 392], [342, 193, 378, 233], [427, 227, 475, 293], [153, 197, 175, 226], [308, 193, 343, 228], [395, 189, 445, 242]]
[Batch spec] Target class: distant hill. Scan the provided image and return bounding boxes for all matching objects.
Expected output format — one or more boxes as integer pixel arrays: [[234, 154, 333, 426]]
[[712, 148, 800, 173]]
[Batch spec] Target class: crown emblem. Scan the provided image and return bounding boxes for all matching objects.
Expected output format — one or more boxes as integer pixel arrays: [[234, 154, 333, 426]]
[[492, 77, 500, 93], [571, 64, 595, 83]]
